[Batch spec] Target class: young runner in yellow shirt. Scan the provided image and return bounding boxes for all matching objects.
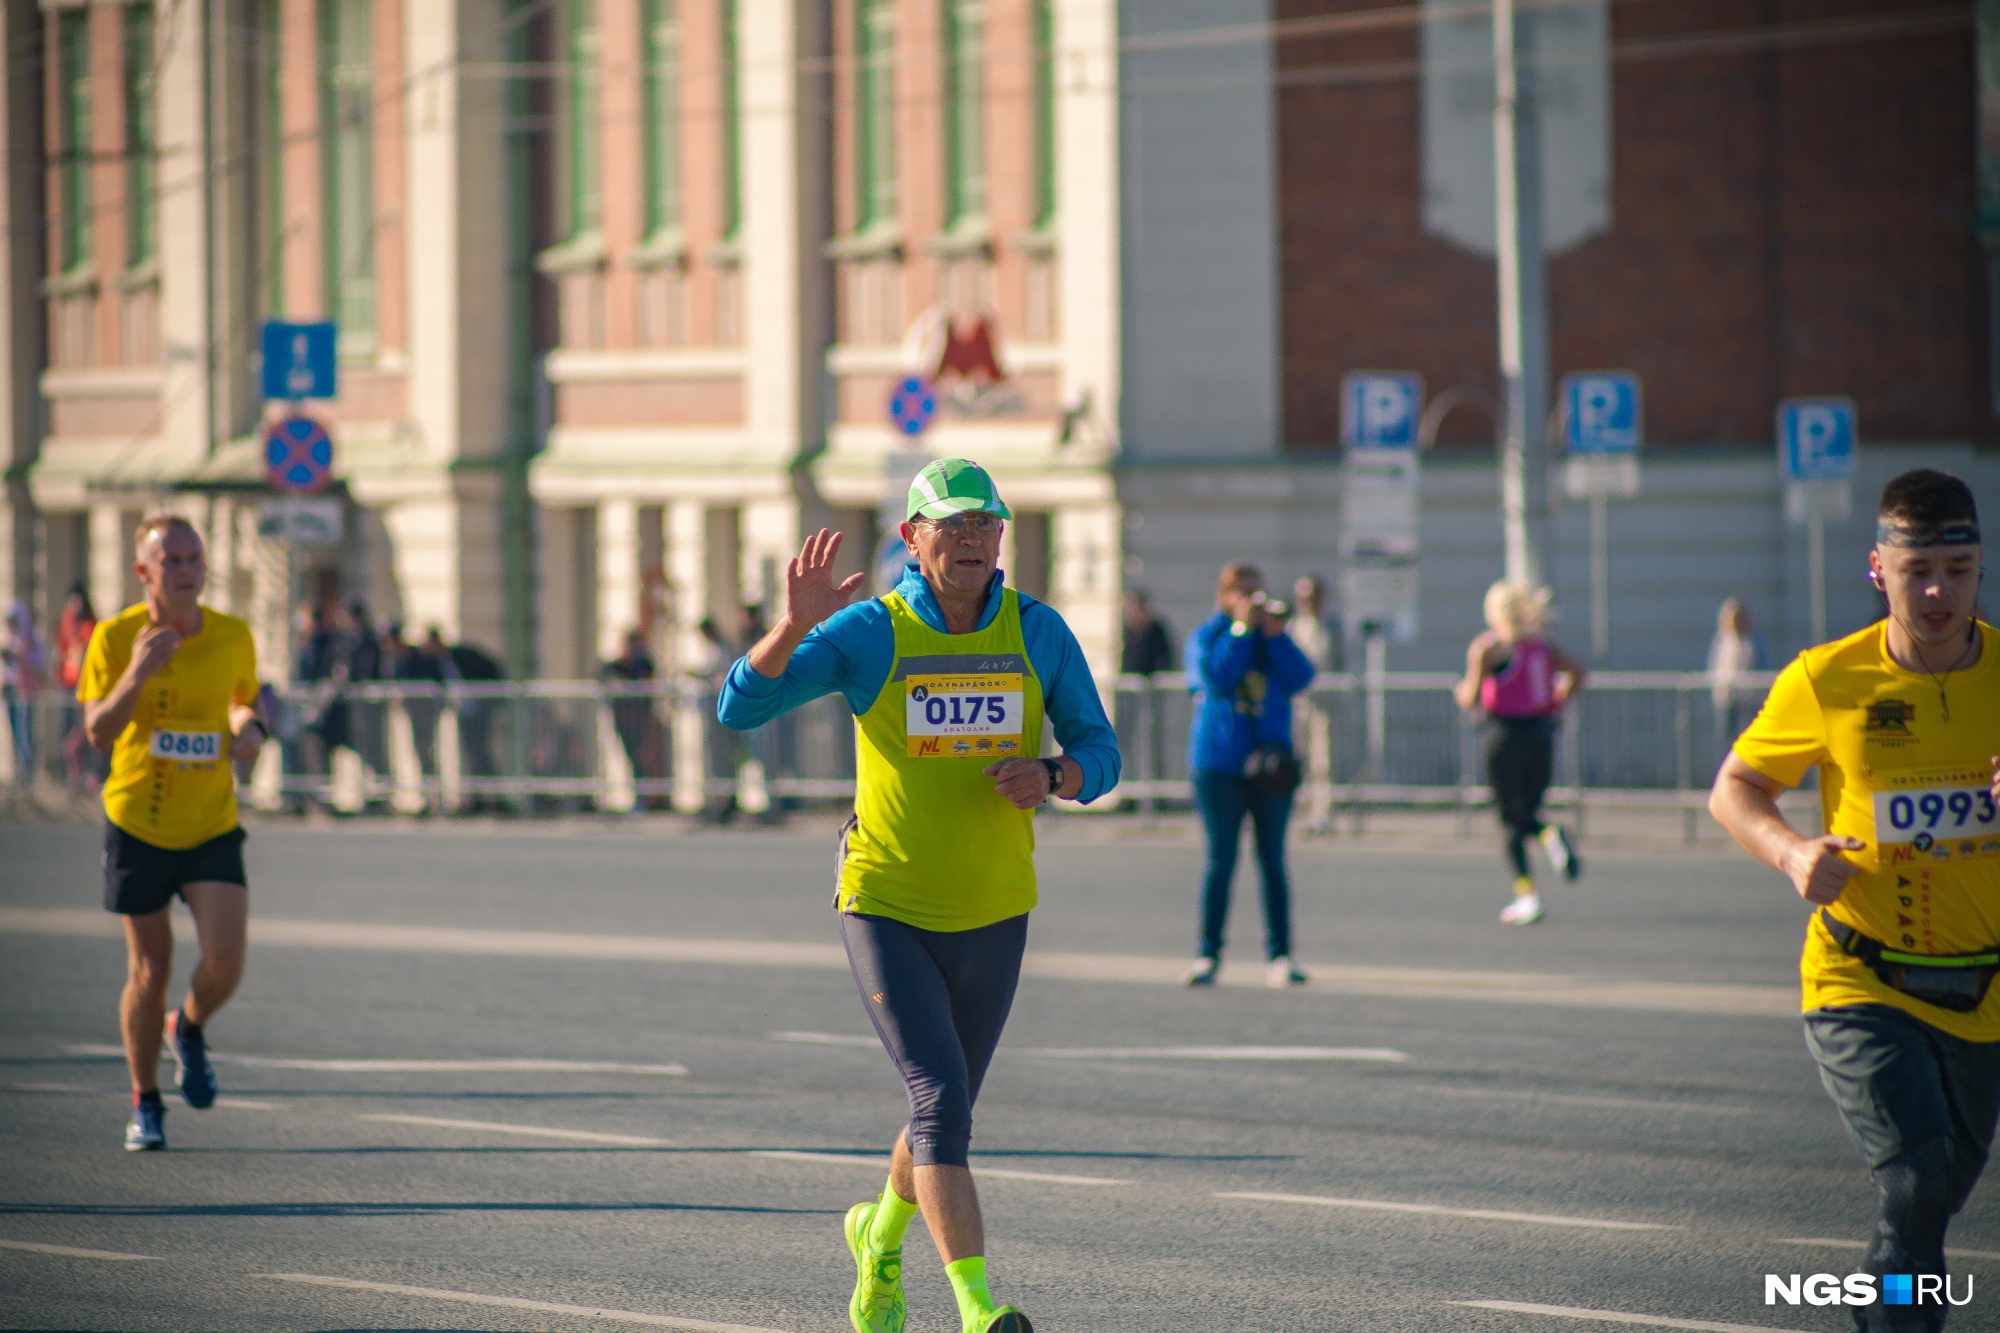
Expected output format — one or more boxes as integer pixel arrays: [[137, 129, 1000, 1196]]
[[1712, 469, 1999, 1331], [78, 516, 266, 1151]]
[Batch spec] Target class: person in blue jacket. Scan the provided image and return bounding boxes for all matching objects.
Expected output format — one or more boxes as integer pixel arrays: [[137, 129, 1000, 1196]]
[[1184, 562, 1316, 988]]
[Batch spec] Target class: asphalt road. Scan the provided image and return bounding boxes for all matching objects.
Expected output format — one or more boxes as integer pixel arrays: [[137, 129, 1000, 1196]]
[[1, 816, 1991, 1333]]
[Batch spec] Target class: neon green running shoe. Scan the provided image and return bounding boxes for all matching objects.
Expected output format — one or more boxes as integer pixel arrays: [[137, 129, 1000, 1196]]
[[968, 1307, 1033, 1333], [844, 1198, 905, 1333]]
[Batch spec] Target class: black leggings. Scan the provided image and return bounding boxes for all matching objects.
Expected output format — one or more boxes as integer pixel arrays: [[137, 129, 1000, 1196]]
[[1486, 718, 1554, 878], [840, 911, 1028, 1168]]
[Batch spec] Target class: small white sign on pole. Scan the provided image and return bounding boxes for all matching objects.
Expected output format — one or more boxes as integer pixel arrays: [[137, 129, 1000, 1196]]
[[257, 496, 344, 546], [1339, 373, 1423, 646]]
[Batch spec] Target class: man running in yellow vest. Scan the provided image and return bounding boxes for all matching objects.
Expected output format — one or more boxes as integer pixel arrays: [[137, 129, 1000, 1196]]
[[78, 515, 266, 1151], [720, 460, 1121, 1333], [1712, 470, 1999, 1332]]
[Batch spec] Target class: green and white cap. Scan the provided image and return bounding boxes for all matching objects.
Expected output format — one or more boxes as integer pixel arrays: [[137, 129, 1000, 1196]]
[[906, 457, 1012, 522]]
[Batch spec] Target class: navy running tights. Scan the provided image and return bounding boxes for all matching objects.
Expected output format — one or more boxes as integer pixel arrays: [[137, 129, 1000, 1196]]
[[840, 911, 1028, 1169]]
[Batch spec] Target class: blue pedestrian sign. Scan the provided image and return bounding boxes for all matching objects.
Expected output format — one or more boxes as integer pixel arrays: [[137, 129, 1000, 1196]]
[[1341, 373, 1423, 450], [1562, 372, 1641, 454], [888, 377, 938, 437], [264, 414, 335, 494], [260, 320, 338, 401], [1778, 398, 1858, 482]]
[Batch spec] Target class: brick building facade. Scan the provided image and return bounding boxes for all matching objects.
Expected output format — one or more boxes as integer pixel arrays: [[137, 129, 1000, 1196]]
[[0, 0, 1989, 696]]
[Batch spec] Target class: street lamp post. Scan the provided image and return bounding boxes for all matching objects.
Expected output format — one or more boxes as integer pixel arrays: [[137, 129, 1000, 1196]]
[[1493, 0, 1551, 591]]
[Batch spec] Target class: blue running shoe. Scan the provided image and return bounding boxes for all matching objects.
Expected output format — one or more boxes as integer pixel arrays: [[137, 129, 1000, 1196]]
[[124, 1098, 165, 1151], [165, 1010, 216, 1109]]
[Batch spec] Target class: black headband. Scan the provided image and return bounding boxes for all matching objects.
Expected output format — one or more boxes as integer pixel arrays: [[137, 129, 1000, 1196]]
[[1876, 518, 1981, 548]]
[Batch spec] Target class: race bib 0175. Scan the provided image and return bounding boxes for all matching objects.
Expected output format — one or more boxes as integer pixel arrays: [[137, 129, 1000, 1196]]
[[149, 728, 223, 764], [1873, 764, 2000, 864], [904, 672, 1025, 759]]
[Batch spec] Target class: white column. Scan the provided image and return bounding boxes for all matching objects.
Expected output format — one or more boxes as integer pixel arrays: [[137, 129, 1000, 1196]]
[[665, 499, 707, 811], [1052, 501, 1122, 683], [1058, 0, 1121, 445], [89, 507, 135, 617], [154, 0, 213, 464]]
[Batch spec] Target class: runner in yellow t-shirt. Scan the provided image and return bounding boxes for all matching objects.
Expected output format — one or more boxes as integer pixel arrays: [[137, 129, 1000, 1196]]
[[1712, 469, 2000, 1325], [77, 516, 266, 1152]]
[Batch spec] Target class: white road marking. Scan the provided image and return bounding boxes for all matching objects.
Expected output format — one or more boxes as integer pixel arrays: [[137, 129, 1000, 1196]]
[[1420, 1086, 1754, 1115], [1772, 1236, 2000, 1262], [770, 1032, 1407, 1062], [0, 1238, 159, 1261], [259, 1273, 793, 1333], [214, 1097, 286, 1111], [357, 1114, 677, 1147], [1012, 1044, 1409, 1062], [1, 908, 1796, 1017], [748, 1149, 1125, 1186], [1449, 1300, 1811, 1332], [1220, 1192, 1676, 1231], [65, 1045, 686, 1076]]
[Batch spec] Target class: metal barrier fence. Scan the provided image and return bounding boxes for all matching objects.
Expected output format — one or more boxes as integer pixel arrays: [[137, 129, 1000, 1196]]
[[1, 671, 1778, 835]]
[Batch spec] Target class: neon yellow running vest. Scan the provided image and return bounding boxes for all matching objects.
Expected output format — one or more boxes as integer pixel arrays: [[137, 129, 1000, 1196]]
[[838, 587, 1045, 931]]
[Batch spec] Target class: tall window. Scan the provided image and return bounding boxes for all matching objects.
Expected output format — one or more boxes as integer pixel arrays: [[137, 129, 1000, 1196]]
[[1032, 0, 1054, 226], [124, 5, 157, 266], [322, 0, 375, 347], [855, 0, 896, 230], [565, 0, 602, 239], [719, 0, 741, 238], [942, 0, 985, 225], [641, 0, 680, 238], [57, 9, 92, 271]]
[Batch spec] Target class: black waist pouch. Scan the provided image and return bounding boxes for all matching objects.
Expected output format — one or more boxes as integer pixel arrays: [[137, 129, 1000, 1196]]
[[1244, 743, 1301, 796], [1819, 910, 2000, 1014]]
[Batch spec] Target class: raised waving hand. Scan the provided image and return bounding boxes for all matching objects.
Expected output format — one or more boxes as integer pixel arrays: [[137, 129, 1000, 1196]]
[[747, 529, 867, 679]]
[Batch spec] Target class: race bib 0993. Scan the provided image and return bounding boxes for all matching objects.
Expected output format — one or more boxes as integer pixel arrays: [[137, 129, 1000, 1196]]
[[149, 728, 223, 764], [904, 672, 1025, 759], [1873, 764, 2000, 864]]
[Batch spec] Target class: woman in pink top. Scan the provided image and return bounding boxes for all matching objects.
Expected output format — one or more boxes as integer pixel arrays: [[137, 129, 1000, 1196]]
[[1453, 581, 1588, 924]]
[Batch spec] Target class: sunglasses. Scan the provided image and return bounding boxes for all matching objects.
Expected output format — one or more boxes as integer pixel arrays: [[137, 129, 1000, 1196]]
[[920, 513, 1003, 537]]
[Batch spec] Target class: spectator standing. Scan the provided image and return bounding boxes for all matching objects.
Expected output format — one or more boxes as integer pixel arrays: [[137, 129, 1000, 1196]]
[[397, 626, 450, 806], [689, 617, 737, 821], [54, 585, 99, 791], [450, 638, 505, 812], [294, 605, 351, 807], [343, 603, 389, 807], [3, 599, 47, 781], [1706, 597, 1770, 739], [1288, 576, 1341, 831], [1119, 589, 1176, 676], [1184, 563, 1316, 988], [603, 628, 662, 800]]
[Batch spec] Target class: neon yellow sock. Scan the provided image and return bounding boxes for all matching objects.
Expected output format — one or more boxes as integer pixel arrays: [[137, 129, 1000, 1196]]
[[945, 1255, 997, 1329], [1512, 876, 1535, 897], [866, 1179, 917, 1251]]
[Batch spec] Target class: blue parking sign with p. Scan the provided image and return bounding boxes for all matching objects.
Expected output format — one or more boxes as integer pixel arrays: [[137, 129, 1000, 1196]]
[[1778, 397, 1857, 482], [1342, 373, 1422, 450], [260, 320, 338, 401], [1563, 373, 1641, 454]]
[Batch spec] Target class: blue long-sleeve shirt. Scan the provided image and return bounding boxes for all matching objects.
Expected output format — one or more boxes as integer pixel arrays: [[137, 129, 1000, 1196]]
[[1185, 610, 1317, 774], [717, 563, 1121, 803]]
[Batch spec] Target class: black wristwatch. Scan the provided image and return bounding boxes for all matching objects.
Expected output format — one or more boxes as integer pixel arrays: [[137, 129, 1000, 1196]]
[[1041, 757, 1065, 796]]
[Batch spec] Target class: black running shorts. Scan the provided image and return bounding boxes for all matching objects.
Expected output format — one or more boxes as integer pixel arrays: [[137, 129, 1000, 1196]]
[[102, 822, 248, 916]]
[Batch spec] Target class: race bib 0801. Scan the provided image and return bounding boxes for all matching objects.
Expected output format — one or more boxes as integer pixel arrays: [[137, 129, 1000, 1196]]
[[149, 728, 223, 764], [1873, 764, 2000, 864], [904, 672, 1025, 759]]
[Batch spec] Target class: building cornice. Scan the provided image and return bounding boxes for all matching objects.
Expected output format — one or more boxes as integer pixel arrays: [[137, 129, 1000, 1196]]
[[40, 366, 170, 399], [543, 347, 748, 382]]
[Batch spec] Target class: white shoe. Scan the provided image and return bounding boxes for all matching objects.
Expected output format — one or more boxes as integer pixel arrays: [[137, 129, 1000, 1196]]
[[1185, 956, 1219, 987], [1499, 893, 1545, 925], [1267, 956, 1307, 988]]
